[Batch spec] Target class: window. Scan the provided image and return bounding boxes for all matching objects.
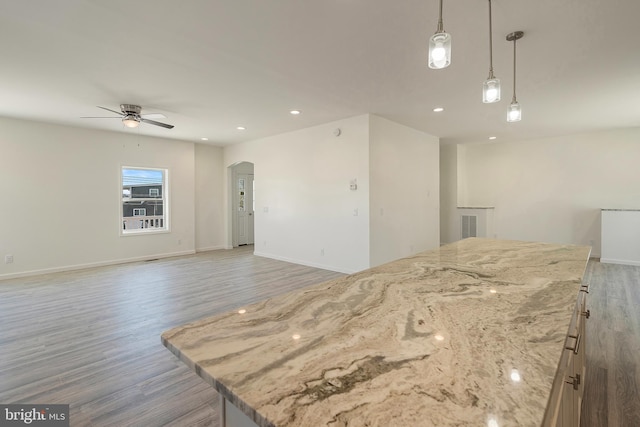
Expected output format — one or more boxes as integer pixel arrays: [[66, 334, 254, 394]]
[[121, 167, 168, 234]]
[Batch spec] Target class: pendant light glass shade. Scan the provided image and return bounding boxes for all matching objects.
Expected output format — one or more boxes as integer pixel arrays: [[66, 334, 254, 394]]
[[507, 101, 521, 122], [429, 32, 451, 69], [482, 0, 500, 103], [483, 78, 501, 103], [428, 0, 451, 69]]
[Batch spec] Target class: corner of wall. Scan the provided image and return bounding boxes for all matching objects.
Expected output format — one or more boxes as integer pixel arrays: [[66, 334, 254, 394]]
[[368, 117, 440, 266], [439, 143, 459, 245]]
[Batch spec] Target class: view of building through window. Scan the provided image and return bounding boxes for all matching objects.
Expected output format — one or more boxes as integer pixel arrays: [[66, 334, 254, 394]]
[[121, 167, 168, 233]]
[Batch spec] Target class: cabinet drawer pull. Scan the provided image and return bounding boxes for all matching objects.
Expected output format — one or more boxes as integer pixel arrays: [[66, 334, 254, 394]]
[[566, 375, 580, 391], [580, 283, 589, 293], [565, 334, 581, 354], [581, 309, 591, 319]]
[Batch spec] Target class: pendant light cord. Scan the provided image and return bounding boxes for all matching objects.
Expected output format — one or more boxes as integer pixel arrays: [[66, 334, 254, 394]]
[[512, 38, 517, 102], [437, 0, 444, 33], [488, 0, 494, 78]]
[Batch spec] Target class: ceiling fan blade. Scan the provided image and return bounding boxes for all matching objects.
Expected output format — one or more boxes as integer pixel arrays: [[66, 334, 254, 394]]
[[140, 118, 174, 129], [80, 116, 121, 119], [141, 113, 166, 120], [97, 106, 124, 116]]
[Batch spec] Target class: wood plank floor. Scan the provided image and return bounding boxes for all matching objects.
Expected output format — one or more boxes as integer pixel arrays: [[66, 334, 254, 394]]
[[1, 248, 638, 426], [581, 261, 640, 427], [0, 246, 343, 426]]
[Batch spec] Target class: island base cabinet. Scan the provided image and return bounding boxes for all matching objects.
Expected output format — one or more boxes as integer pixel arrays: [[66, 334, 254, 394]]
[[221, 397, 260, 427], [551, 289, 588, 427]]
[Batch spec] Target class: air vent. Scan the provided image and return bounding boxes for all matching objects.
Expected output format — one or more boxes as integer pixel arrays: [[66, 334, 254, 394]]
[[461, 215, 478, 239]]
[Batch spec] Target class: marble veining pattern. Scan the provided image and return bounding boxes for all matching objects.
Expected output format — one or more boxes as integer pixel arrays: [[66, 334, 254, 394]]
[[162, 238, 591, 427]]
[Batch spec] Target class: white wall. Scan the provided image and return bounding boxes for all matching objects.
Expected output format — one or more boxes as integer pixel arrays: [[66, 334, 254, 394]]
[[0, 117, 196, 279], [195, 143, 225, 251], [439, 144, 458, 245], [224, 115, 371, 273], [455, 127, 640, 256], [369, 115, 439, 266]]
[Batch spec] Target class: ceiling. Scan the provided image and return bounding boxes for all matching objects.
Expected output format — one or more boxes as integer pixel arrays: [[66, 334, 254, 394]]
[[1, 0, 638, 146]]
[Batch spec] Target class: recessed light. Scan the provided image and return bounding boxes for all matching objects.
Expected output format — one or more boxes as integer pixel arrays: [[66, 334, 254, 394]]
[[433, 107, 444, 112], [201, 137, 209, 141], [290, 110, 301, 115], [236, 126, 246, 131], [292, 334, 301, 340], [238, 309, 246, 314], [488, 136, 497, 140]]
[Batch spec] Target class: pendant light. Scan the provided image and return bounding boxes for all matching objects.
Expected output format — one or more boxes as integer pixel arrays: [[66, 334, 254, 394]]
[[482, 0, 500, 103], [428, 0, 451, 69], [506, 31, 524, 122]]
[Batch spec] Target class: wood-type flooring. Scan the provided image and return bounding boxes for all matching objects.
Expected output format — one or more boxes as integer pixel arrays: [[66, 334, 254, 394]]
[[581, 261, 640, 427]]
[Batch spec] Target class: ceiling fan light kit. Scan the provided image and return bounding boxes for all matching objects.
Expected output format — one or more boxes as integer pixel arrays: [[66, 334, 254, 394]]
[[122, 114, 140, 128]]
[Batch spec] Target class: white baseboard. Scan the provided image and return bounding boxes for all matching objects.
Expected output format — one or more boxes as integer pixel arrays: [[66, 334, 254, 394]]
[[252, 251, 355, 274], [195, 245, 226, 253], [599, 257, 640, 266], [0, 250, 196, 281]]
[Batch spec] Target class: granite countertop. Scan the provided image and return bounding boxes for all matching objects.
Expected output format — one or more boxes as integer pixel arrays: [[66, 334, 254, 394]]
[[601, 208, 640, 211], [162, 238, 591, 427]]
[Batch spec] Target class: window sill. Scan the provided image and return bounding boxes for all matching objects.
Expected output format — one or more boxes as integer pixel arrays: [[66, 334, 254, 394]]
[[120, 228, 170, 237]]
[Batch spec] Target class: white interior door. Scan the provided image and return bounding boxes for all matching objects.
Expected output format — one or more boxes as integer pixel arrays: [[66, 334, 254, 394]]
[[237, 174, 254, 245], [248, 175, 254, 244]]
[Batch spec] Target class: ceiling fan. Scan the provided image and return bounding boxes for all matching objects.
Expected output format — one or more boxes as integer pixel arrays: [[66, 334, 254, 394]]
[[82, 104, 174, 129]]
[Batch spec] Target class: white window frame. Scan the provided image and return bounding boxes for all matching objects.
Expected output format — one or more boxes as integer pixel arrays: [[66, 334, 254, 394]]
[[120, 166, 170, 236], [149, 188, 159, 197], [132, 208, 147, 217]]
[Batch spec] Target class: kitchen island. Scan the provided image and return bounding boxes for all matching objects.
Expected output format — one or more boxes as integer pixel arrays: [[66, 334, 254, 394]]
[[162, 238, 591, 427]]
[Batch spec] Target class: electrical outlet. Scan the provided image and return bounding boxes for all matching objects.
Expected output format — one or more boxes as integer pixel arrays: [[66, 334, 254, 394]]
[[321, 248, 325, 256], [5, 255, 14, 264]]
